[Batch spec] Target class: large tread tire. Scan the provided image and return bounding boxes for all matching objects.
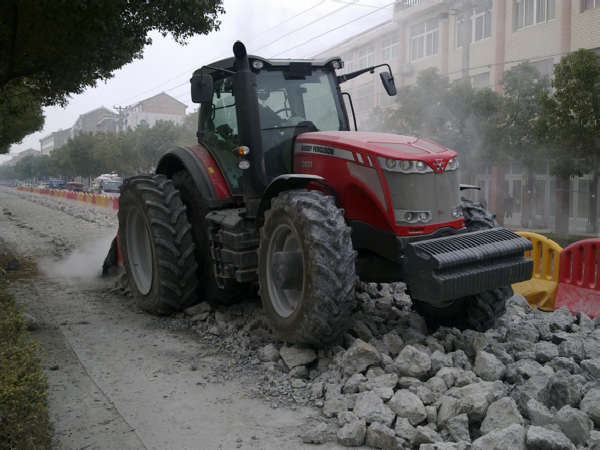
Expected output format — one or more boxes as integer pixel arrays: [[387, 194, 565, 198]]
[[413, 198, 511, 332], [171, 170, 257, 306], [118, 174, 198, 314], [258, 190, 357, 346]]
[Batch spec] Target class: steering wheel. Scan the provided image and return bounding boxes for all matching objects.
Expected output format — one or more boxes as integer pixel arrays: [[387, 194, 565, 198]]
[[274, 107, 299, 119]]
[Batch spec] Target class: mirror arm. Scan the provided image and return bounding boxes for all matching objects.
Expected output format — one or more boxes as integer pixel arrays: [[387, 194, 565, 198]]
[[203, 65, 236, 76], [337, 63, 394, 84]]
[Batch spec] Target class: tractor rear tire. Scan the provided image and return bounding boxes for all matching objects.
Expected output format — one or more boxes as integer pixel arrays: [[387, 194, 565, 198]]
[[118, 175, 198, 314], [171, 170, 256, 306], [258, 190, 357, 346], [413, 198, 512, 332]]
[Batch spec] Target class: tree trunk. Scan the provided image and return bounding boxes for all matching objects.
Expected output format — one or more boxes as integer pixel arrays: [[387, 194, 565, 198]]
[[555, 176, 570, 235], [490, 163, 506, 226], [521, 169, 534, 228], [587, 158, 598, 233]]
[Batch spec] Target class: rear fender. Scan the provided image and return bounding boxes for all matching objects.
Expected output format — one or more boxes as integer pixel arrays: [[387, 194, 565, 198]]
[[156, 145, 234, 208], [255, 174, 326, 231]]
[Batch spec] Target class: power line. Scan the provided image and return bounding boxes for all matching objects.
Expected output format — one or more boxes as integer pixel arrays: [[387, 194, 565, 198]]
[[270, 2, 395, 57], [113, 2, 333, 106]]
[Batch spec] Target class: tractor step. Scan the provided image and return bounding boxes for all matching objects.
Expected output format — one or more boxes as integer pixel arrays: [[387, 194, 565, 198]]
[[405, 227, 533, 303], [206, 208, 259, 284]]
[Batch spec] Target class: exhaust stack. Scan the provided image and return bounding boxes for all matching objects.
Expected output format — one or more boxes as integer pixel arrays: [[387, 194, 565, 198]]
[[232, 41, 267, 219]]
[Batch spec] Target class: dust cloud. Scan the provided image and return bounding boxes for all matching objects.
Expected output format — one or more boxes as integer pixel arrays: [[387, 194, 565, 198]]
[[39, 230, 118, 282]]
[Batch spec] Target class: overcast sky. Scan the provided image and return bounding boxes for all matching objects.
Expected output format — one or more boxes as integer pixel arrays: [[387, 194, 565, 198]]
[[1, 0, 394, 164]]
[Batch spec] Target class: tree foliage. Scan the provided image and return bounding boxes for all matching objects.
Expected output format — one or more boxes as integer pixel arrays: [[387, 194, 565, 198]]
[[482, 62, 550, 170], [2, 117, 197, 182], [0, 84, 44, 154], [0, 0, 223, 153], [537, 49, 600, 178]]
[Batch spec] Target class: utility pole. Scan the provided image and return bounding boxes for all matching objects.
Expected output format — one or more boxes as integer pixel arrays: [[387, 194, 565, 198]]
[[113, 106, 127, 133]]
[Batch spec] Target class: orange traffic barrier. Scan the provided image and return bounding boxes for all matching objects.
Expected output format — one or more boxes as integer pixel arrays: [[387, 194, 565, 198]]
[[555, 239, 600, 318], [512, 231, 562, 311]]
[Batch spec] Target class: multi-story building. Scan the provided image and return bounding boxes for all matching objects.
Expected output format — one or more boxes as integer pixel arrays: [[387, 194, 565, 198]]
[[70, 107, 116, 139], [314, 0, 599, 231], [39, 128, 72, 155], [120, 92, 187, 131]]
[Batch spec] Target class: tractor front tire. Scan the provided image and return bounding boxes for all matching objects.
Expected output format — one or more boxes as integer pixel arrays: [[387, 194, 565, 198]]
[[118, 174, 198, 314], [413, 198, 512, 332], [172, 170, 256, 306], [258, 190, 357, 346]]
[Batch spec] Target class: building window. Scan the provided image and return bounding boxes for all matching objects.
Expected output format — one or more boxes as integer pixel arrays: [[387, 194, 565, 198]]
[[584, 0, 597, 10], [532, 58, 554, 76], [381, 35, 399, 62], [411, 18, 439, 62], [357, 84, 374, 111], [359, 47, 375, 69], [516, 0, 555, 30], [471, 72, 490, 90], [457, 6, 492, 47]]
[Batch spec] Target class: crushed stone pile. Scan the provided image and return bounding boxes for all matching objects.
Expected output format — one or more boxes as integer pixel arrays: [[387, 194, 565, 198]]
[[108, 275, 600, 450]]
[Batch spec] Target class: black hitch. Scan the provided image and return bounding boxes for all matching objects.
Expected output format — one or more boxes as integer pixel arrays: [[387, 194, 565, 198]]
[[405, 227, 533, 304]]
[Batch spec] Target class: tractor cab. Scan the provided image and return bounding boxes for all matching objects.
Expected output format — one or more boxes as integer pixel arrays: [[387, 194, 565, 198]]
[[196, 56, 351, 194]]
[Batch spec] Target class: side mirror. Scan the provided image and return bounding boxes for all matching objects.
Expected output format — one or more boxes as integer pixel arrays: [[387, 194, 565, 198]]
[[190, 74, 214, 104], [380, 72, 397, 96]]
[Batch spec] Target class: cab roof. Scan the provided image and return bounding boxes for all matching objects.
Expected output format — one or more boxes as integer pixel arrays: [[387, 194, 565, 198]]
[[195, 55, 342, 76]]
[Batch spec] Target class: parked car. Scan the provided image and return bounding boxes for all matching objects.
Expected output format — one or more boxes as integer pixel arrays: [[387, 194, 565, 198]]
[[49, 179, 67, 190], [101, 180, 122, 197], [67, 182, 84, 192]]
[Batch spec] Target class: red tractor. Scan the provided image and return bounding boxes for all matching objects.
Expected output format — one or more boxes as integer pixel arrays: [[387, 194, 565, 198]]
[[109, 42, 533, 346]]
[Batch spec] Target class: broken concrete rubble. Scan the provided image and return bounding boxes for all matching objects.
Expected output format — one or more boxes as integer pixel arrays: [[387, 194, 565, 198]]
[[131, 280, 600, 449]]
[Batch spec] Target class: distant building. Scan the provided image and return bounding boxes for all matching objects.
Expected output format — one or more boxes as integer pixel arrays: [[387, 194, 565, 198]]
[[119, 92, 187, 131], [39, 128, 72, 155], [70, 107, 115, 139], [6, 148, 41, 166]]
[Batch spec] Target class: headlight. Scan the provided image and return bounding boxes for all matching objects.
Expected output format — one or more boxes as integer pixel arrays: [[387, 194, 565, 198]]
[[416, 161, 427, 172], [447, 158, 456, 170], [331, 60, 341, 70], [252, 60, 264, 69], [404, 212, 413, 221], [399, 160, 412, 171], [385, 159, 396, 169], [238, 160, 251, 170], [418, 212, 429, 222], [452, 206, 462, 217]]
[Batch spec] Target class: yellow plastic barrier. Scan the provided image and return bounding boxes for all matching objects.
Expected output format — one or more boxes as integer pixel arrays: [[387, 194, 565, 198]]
[[512, 231, 562, 311]]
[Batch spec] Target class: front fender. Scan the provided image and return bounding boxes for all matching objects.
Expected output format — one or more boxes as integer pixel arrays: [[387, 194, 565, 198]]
[[255, 174, 326, 231]]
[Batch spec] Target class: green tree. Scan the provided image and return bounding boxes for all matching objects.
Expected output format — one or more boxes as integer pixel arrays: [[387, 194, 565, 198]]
[[47, 145, 73, 179], [13, 154, 34, 180], [0, 163, 16, 180], [135, 120, 181, 173], [0, 84, 44, 154], [482, 62, 551, 227], [537, 49, 600, 233], [0, 0, 223, 153], [65, 132, 100, 180]]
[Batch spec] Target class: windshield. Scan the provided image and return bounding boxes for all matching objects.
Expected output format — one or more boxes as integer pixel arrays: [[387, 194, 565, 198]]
[[201, 67, 347, 193], [103, 182, 122, 190]]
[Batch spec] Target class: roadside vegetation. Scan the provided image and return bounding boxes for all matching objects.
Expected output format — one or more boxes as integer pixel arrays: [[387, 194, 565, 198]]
[[0, 110, 198, 183], [0, 279, 53, 450]]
